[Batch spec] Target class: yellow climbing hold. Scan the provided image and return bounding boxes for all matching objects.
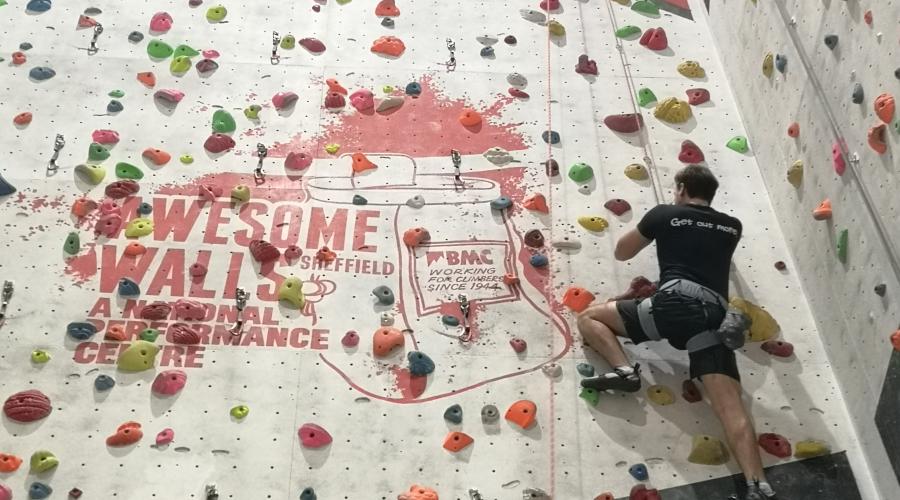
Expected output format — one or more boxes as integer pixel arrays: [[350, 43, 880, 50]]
[[688, 435, 730, 465], [325, 143, 341, 154], [646, 384, 675, 405], [124, 218, 154, 238], [762, 53, 774, 78], [231, 185, 250, 203], [74, 164, 107, 185], [180, 154, 194, 164], [278, 276, 305, 308], [677, 60, 706, 78], [577, 216, 609, 232], [729, 297, 780, 342], [787, 160, 803, 187], [625, 163, 649, 180], [794, 439, 830, 459], [117, 340, 160, 372], [548, 20, 566, 36], [654, 97, 693, 123]]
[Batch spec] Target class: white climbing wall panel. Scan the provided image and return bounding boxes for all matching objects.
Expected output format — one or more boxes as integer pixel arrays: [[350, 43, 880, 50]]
[[0, 0, 875, 498], [707, 0, 898, 498]]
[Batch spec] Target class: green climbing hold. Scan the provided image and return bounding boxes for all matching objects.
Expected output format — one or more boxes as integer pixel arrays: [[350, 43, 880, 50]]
[[568, 162, 594, 183], [108, 89, 125, 98], [88, 143, 110, 161], [212, 109, 237, 133], [64, 232, 80, 255], [140, 328, 160, 342], [637, 87, 657, 107], [125, 218, 154, 238], [244, 105, 261, 119], [74, 164, 106, 184], [615, 25, 642, 38], [579, 387, 599, 406], [206, 5, 228, 21], [336, 0, 352, 4], [837, 229, 848, 263], [170, 55, 191, 73], [30, 451, 59, 473], [688, 435, 730, 465], [726, 136, 749, 153], [147, 40, 174, 58], [280, 35, 296, 49], [632, 0, 659, 15], [117, 340, 159, 371], [31, 350, 51, 363], [115, 162, 144, 180], [382, 85, 394, 94], [230, 405, 250, 419], [173, 44, 200, 57]]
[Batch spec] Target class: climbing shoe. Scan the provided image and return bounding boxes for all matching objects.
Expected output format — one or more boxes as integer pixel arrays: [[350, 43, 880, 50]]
[[580, 363, 641, 392], [729, 481, 778, 500]]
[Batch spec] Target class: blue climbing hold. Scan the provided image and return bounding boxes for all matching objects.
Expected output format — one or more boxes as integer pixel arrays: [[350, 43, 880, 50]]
[[107, 100, 124, 113], [629, 463, 649, 481], [29, 67, 56, 81], [117, 277, 141, 297], [405, 82, 422, 96], [138, 202, 153, 215], [444, 403, 463, 424], [67, 322, 98, 341], [774, 54, 787, 73], [352, 195, 368, 205], [480, 46, 494, 57], [0, 174, 16, 196], [299, 487, 317, 500], [26, 0, 51, 12], [490, 196, 512, 210], [851, 83, 864, 104], [94, 374, 116, 391], [441, 315, 460, 327], [530, 254, 548, 267], [29, 482, 52, 500], [542, 130, 560, 144], [20, 42, 34, 51], [407, 351, 435, 376], [576, 363, 595, 377]]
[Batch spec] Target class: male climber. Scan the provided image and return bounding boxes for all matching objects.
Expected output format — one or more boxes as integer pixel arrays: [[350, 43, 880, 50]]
[[576, 165, 776, 500]]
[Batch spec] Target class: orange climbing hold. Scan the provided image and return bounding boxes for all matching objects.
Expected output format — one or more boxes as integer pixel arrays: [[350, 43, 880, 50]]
[[0, 453, 22, 473], [403, 227, 431, 247], [594, 494, 614, 500], [327, 78, 348, 95], [787, 122, 799, 138], [891, 329, 900, 351], [523, 193, 549, 213], [105, 324, 127, 341], [874, 93, 895, 123], [71, 197, 97, 218], [106, 421, 143, 446], [137, 71, 157, 87], [13, 112, 32, 125], [505, 400, 537, 429], [371, 36, 406, 57], [373, 327, 405, 357], [562, 286, 595, 313], [442, 431, 474, 452], [868, 124, 887, 154], [375, 0, 400, 17], [812, 199, 832, 221], [397, 485, 439, 500], [124, 242, 147, 256], [316, 246, 337, 262], [142, 148, 172, 166], [351, 152, 378, 174], [458, 108, 482, 127]]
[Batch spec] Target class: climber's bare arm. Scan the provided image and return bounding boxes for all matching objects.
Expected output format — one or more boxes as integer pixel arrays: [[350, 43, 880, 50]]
[[614, 229, 652, 261]]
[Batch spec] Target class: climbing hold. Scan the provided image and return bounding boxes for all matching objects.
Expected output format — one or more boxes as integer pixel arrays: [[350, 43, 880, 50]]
[[282, 245, 302, 261], [639, 27, 668, 51], [686, 88, 710, 105], [823, 35, 838, 50], [542, 130, 561, 144], [373, 327, 404, 356], [832, 143, 846, 176], [142, 148, 172, 166], [812, 199, 832, 220], [380, 312, 394, 326], [851, 83, 864, 104], [490, 196, 513, 210], [117, 340, 160, 371], [67, 321, 97, 341], [507, 72, 528, 87], [637, 88, 657, 107], [794, 440, 830, 458], [520, 9, 547, 23], [298, 423, 332, 448], [405, 82, 422, 97], [140, 302, 172, 321], [836, 228, 848, 263], [505, 400, 536, 429], [125, 218, 154, 238], [616, 25, 642, 39], [230, 405, 250, 420], [0, 454, 23, 473], [11, 52, 26, 66], [196, 58, 219, 74], [350, 89, 375, 111], [170, 56, 192, 73], [484, 147, 514, 165], [875, 284, 887, 297], [688, 435, 730, 465], [444, 404, 463, 424], [197, 184, 222, 202], [576, 363, 595, 377], [149, 12, 173, 32], [71, 197, 97, 218], [397, 485, 439, 500], [117, 277, 141, 297], [299, 488, 317, 500], [29, 450, 58, 473], [509, 87, 530, 98], [604, 113, 644, 133], [786, 122, 800, 138], [316, 247, 337, 262], [95, 374, 116, 391], [29, 483, 52, 500], [375, 0, 400, 16], [26, 0, 51, 12], [376, 96, 405, 112], [63, 231, 81, 255], [540, 0, 560, 10], [168, 323, 201, 344], [351, 152, 378, 174], [137, 71, 157, 87], [604, 198, 631, 216], [30, 350, 50, 364], [340, 331, 360, 348], [524, 229, 545, 248], [654, 97, 693, 123], [369, 285, 395, 306], [278, 277, 305, 308], [758, 433, 792, 458], [156, 428, 174, 446], [206, 5, 227, 21], [677, 60, 705, 78], [547, 20, 566, 36], [761, 340, 794, 357], [116, 162, 144, 180], [272, 91, 299, 110], [408, 351, 435, 376], [172, 44, 199, 58], [212, 110, 237, 133], [371, 36, 405, 56], [568, 162, 594, 182], [14, 112, 33, 125], [562, 287, 595, 313], [509, 338, 528, 353], [441, 315, 460, 327], [632, 0, 659, 15], [875, 93, 895, 123], [579, 387, 600, 406], [628, 463, 649, 481], [249, 240, 281, 263], [480, 46, 495, 57], [204, 134, 235, 154], [128, 31, 144, 43], [575, 55, 598, 76], [726, 136, 749, 153], [284, 151, 312, 171], [403, 227, 430, 247], [762, 53, 774, 78], [352, 194, 368, 205], [92, 129, 120, 145], [459, 108, 482, 127], [95, 213, 123, 237], [577, 216, 609, 232], [475, 405, 500, 426], [682, 379, 702, 402], [4, 390, 52, 423], [325, 92, 347, 111], [729, 297, 779, 341], [679, 140, 705, 163], [443, 431, 474, 452], [775, 54, 787, 73], [105, 324, 127, 342], [154, 89, 184, 104], [106, 421, 143, 447], [277, 34, 296, 50], [406, 195, 425, 209], [647, 385, 675, 405], [243, 104, 262, 120], [523, 193, 549, 213], [147, 40, 174, 58], [505, 35, 517, 44], [530, 254, 548, 267], [868, 124, 887, 154], [152, 370, 187, 396], [545, 158, 560, 176]]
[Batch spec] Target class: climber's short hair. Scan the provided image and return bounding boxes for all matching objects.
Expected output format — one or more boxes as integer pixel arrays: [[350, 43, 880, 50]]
[[675, 164, 719, 203]]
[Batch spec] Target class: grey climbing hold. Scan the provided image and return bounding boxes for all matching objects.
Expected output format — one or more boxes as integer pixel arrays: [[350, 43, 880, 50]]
[[128, 31, 145, 43], [372, 285, 395, 305], [441, 315, 460, 326], [84, 7, 102, 15], [875, 284, 886, 296], [299, 487, 317, 500], [94, 374, 115, 391], [520, 9, 547, 23], [29, 67, 56, 81], [542, 130, 560, 144], [352, 195, 368, 205], [895, 68, 900, 80], [381, 17, 394, 27], [118, 278, 140, 297], [824, 35, 838, 50], [20, 42, 33, 51], [481, 404, 499, 424], [507, 72, 528, 87], [476, 34, 499, 46], [542, 363, 562, 377], [480, 46, 494, 57], [138, 202, 152, 215], [406, 195, 425, 208], [852, 83, 864, 104], [407, 351, 435, 376], [576, 363, 595, 377], [29, 482, 52, 499], [0, 174, 16, 196], [774, 54, 787, 73], [107, 100, 124, 113], [490, 196, 512, 210], [444, 404, 463, 424]]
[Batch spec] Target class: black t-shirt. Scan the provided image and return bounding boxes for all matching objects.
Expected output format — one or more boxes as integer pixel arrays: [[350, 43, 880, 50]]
[[637, 203, 742, 298]]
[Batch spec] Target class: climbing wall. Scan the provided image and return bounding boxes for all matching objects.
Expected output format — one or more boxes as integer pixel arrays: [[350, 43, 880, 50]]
[[0, 0, 876, 498], [706, 0, 899, 498]]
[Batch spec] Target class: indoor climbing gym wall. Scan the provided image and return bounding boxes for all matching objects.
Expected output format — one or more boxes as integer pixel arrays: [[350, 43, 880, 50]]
[[707, 0, 900, 498], [0, 0, 880, 499]]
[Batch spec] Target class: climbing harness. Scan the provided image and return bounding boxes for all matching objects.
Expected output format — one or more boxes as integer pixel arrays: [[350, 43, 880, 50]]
[[0, 280, 13, 324], [445, 38, 457, 71], [271, 31, 281, 64], [228, 288, 250, 336], [47, 134, 65, 175], [255, 143, 268, 182], [87, 23, 103, 54]]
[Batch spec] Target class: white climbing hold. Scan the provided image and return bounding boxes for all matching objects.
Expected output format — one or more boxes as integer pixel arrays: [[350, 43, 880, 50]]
[[483, 147, 514, 165], [507, 72, 528, 87]]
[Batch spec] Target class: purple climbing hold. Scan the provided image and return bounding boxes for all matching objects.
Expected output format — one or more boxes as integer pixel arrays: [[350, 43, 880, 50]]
[[575, 54, 598, 75], [189, 0, 203, 6], [196, 58, 219, 74]]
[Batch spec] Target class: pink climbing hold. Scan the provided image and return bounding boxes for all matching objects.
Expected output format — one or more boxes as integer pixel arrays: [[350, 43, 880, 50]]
[[761, 340, 794, 357], [324, 91, 346, 111], [540, 0, 561, 11], [639, 27, 668, 51], [575, 54, 598, 75], [350, 89, 375, 111], [199, 184, 223, 202], [78, 15, 98, 27], [204, 133, 236, 153], [156, 428, 175, 446], [249, 239, 281, 263], [604, 198, 632, 216], [299, 38, 326, 54], [510, 338, 527, 353], [174, 299, 207, 321], [150, 12, 174, 32], [188, 263, 208, 277], [341, 331, 360, 347], [272, 91, 299, 110], [686, 88, 710, 105], [298, 423, 333, 448], [758, 433, 792, 458], [832, 143, 845, 175], [509, 87, 530, 98], [285, 151, 313, 170], [169, 323, 201, 345], [140, 302, 172, 320], [284, 245, 302, 260], [604, 113, 644, 133], [678, 140, 705, 163], [154, 89, 185, 103], [202, 49, 220, 59], [105, 180, 140, 199], [151, 370, 187, 396], [95, 213, 123, 237], [91, 129, 120, 144]]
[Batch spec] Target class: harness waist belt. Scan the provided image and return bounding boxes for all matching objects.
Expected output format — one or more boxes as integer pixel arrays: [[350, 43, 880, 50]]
[[636, 279, 728, 352]]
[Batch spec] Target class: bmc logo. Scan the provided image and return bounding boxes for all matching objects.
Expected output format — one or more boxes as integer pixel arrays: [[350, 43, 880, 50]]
[[425, 249, 494, 266]]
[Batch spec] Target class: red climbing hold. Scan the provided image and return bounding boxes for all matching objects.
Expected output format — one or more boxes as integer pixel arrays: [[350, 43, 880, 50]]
[[503, 274, 520, 286], [562, 286, 595, 313], [604, 198, 631, 216], [832, 143, 845, 176], [188, 263, 207, 277], [509, 338, 527, 353], [11, 52, 26, 65], [787, 122, 800, 138], [505, 400, 537, 429], [761, 340, 794, 357], [142, 148, 171, 166], [106, 421, 143, 447], [284, 245, 302, 260], [604, 113, 644, 133], [174, 299, 207, 321], [864, 10, 872, 25], [371, 36, 406, 57], [611, 276, 657, 300], [71, 197, 97, 218], [105, 324, 127, 341], [594, 494, 614, 500], [249, 239, 281, 263], [124, 242, 147, 257], [105, 180, 140, 199], [682, 380, 702, 402], [443, 431, 474, 452], [540, 0, 561, 11], [351, 152, 378, 174], [868, 124, 887, 154], [204, 133, 235, 154], [341, 331, 359, 347], [686, 88, 710, 105], [509, 87, 530, 98], [324, 92, 346, 110], [326, 78, 348, 95], [137, 71, 156, 87], [375, 0, 400, 16], [168, 323, 201, 345], [13, 112, 32, 125], [812, 199, 832, 220], [3, 390, 52, 423], [892, 329, 900, 351], [140, 302, 172, 320], [403, 227, 430, 247], [373, 327, 405, 357], [630, 484, 661, 500], [316, 246, 337, 262], [639, 27, 668, 51], [285, 151, 312, 170], [875, 93, 895, 123], [758, 433, 792, 458], [523, 193, 549, 213], [575, 54, 598, 75], [0, 453, 22, 473], [678, 140, 705, 163], [298, 38, 326, 54], [298, 423, 333, 448], [459, 108, 482, 127]]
